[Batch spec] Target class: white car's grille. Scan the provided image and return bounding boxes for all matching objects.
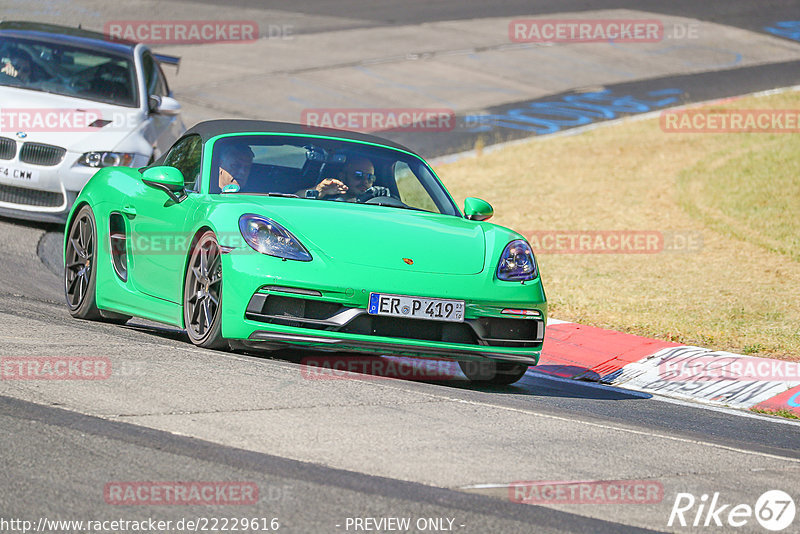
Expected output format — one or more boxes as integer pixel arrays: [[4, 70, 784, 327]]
[[0, 183, 65, 207], [20, 142, 67, 166], [0, 137, 16, 160]]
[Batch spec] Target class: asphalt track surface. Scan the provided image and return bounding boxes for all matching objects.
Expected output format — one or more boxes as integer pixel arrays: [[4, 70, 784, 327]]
[[169, 0, 800, 35], [2, 1, 800, 533], [392, 60, 800, 157]]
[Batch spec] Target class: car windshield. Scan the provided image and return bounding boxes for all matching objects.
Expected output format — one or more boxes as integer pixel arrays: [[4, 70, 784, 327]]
[[0, 35, 138, 107], [210, 135, 460, 216]]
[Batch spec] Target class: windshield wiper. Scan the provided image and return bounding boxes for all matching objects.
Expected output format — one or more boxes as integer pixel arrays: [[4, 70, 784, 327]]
[[391, 204, 426, 211], [368, 201, 427, 212]]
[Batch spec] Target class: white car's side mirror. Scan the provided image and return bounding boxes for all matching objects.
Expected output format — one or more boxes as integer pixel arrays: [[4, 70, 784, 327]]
[[148, 95, 181, 116]]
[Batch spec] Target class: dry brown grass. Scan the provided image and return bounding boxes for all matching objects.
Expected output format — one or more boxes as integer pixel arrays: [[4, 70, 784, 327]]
[[435, 91, 800, 360]]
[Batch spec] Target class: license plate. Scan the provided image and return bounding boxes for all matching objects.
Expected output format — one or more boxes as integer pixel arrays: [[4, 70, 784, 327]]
[[0, 164, 39, 183], [368, 293, 465, 322]]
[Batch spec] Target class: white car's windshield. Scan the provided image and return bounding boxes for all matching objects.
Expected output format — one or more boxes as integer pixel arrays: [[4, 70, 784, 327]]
[[0, 36, 138, 107], [210, 135, 460, 216]]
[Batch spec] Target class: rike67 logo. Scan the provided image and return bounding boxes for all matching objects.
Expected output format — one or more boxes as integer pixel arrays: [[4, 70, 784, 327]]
[[668, 490, 795, 531]]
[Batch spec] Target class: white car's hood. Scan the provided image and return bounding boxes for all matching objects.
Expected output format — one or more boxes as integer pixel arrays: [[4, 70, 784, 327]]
[[0, 86, 145, 152]]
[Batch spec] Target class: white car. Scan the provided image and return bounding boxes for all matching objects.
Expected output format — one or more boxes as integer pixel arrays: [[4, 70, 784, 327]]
[[0, 21, 185, 222]]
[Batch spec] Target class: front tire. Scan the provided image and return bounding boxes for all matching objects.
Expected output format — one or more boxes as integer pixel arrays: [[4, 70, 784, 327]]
[[459, 360, 529, 386], [184, 231, 227, 349]]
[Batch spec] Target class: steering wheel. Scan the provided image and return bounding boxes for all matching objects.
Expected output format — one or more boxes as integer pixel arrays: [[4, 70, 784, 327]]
[[324, 187, 406, 206]]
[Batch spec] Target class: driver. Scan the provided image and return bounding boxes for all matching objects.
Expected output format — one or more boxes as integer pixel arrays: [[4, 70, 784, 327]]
[[1, 50, 35, 83], [218, 143, 254, 192], [302, 156, 390, 201]]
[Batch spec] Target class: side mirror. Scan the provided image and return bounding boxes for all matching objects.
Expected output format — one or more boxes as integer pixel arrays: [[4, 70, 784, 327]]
[[148, 94, 182, 116], [464, 197, 493, 221], [142, 166, 186, 203]]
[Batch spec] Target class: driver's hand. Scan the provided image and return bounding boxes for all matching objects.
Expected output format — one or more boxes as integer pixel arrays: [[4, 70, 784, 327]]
[[315, 178, 348, 198], [1, 62, 18, 78], [219, 168, 238, 189]]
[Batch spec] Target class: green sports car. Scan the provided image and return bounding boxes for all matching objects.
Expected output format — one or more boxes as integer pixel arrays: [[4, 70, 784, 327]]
[[64, 120, 546, 385]]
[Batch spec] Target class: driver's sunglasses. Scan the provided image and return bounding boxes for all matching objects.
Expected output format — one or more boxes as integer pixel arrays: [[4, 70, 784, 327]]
[[351, 170, 376, 182]]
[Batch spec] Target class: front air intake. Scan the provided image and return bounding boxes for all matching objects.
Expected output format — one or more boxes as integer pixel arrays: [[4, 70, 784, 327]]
[[20, 142, 67, 166]]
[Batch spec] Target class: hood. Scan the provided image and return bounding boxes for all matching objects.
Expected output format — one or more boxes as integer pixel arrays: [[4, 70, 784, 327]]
[[0, 86, 143, 152], [232, 197, 486, 275]]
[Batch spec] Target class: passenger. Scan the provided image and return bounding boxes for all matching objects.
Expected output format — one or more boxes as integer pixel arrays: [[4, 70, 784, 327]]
[[218, 144, 254, 191]]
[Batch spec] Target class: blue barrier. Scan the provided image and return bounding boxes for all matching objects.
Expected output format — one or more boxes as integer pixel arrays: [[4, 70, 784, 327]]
[[463, 88, 683, 134], [764, 21, 800, 41]]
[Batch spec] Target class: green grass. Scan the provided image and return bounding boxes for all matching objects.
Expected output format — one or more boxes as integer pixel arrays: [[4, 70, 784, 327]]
[[750, 408, 800, 420], [436, 90, 800, 360], [677, 134, 800, 262]]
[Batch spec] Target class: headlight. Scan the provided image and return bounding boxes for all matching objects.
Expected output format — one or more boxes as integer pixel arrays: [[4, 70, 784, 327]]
[[497, 239, 538, 281], [77, 151, 135, 168], [238, 214, 312, 262]]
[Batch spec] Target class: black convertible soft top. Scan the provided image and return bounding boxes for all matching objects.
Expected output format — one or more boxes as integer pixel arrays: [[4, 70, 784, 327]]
[[182, 119, 416, 154]]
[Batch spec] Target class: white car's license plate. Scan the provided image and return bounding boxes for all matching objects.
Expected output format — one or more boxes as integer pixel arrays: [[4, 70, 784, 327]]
[[368, 293, 465, 322], [0, 164, 39, 183]]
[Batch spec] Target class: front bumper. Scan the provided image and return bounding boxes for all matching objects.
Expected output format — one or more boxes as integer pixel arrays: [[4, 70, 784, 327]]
[[0, 190, 77, 223], [246, 329, 540, 364], [0, 144, 148, 222], [0, 149, 89, 219], [220, 248, 547, 365]]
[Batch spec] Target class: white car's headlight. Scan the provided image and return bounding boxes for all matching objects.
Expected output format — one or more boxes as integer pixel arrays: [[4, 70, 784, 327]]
[[239, 214, 312, 262], [497, 239, 538, 281], [77, 151, 135, 168]]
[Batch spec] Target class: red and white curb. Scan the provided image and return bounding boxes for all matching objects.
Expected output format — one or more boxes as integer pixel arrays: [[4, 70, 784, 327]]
[[432, 87, 800, 416], [539, 320, 800, 416]]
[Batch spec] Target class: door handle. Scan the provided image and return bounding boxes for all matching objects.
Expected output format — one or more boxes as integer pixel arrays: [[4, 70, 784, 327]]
[[122, 205, 137, 218]]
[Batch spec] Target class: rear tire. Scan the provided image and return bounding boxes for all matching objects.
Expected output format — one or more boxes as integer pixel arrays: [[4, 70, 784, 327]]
[[64, 205, 102, 320], [64, 205, 132, 324], [183, 231, 228, 349], [458, 360, 529, 385]]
